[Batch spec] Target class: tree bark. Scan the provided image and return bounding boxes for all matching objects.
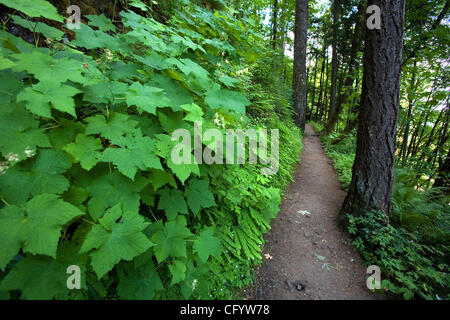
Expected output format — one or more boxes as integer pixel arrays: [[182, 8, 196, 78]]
[[322, 1, 366, 135], [272, 0, 279, 50], [339, 0, 406, 224], [327, 0, 339, 121], [433, 148, 450, 195], [293, 0, 308, 130], [400, 59, 417, 163]]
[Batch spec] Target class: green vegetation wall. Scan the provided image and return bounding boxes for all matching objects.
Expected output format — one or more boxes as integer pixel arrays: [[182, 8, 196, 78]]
[[0, 0, 301, 299]]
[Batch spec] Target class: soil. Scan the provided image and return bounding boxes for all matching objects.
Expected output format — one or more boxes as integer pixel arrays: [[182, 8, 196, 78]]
[[247, 124, 383, 300]]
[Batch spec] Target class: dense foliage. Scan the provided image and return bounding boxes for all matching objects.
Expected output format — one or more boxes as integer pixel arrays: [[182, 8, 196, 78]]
[[315, 126, 449, 300], [0, 0, 301, 299]]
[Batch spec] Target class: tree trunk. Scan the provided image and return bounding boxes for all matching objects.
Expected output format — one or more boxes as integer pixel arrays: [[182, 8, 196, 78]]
[[339, 0, 406, 224], [400, 59, 417, 163], [272, 0, 279, 50], [293, 0, 308, 130], [309, 55, 319, 120], [327, 0, 339, 120], [322, 1, 366, 135], [315, 47, 326, 120], [433, 148, 450, 195]]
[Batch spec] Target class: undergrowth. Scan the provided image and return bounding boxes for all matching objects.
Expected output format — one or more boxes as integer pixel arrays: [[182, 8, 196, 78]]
[[0, 0, 301, 299], [314, 122, 450, 300]]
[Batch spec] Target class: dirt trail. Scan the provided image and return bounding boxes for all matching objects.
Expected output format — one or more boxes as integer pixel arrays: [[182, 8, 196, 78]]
[[248, 124, 382, 300]]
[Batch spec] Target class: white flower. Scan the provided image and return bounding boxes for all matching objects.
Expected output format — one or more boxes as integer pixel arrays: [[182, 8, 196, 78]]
[[104, 49, 113, 61], [192, 279, 198, 291], [0, 162, 8, 175], [5, 153, 19, 162], [24, 146, 35, 158]]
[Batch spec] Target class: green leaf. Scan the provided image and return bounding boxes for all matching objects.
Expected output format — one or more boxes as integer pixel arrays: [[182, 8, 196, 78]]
[[205, 88, 250, 114], [17, 81, 81, 118], [193, 227, 223, 263], [167, 156, 200, 185], [12, 51, 85, 84], [149, 169, 177, 191], [0, 0, 63, 22], [0, 103, 51, 157], [181, 103, 204, 122], [0, 194, 84, 270], [83, 81, 128, 105], [168, 260, 186, 285], [0, 242, 87, 299], [11, 15, 64, 40], [157, 188, 188, 220], [100, 129, 162, 180], [126, 82, 171, 114], [185, 178, 216, 214], [0, 149, 71, 204], [80, 205, 153, 279], [47, 118, 85, 150], [149, 74, 193, 109], [85, 112, 138, 142], [86, 14, 116, 32], [0, 48, 14, 70], [76, 169, 148, 220], [63, 133, 102, 171], [118, 260, 163, 299], [69, 23, 118, 50], [151, 215, 192, 263]]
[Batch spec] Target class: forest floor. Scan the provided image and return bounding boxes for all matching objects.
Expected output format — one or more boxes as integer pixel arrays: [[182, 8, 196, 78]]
[[247, 124, 383, 300]]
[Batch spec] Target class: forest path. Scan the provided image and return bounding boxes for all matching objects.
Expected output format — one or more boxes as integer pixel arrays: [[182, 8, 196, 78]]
[[248, 124, 381, 300]]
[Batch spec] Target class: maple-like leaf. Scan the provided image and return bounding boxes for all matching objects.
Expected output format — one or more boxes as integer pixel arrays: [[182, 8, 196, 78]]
[[17, 81, 81, 118], [205, 88, 250, 114], [12, 51, 85, 84], [80, 205, 153, 279], [100, 129, 162, 180], [0, 0, 63, 22], [151, 215, 192, 263], [185, 178, 216, 214], [168, 260, 186, 285], [11, 15, 64, 40], [75, 168, 149, 220], [63, 134, 103, 171], [85, 112, 138, 142], [0, 194, 84, 270], [0, 149, 71, 204], [193, 227, 223, 263], [0, 103, 51, 157], [117, 260, 163, 299], [157, 188, 188, 220], [0, 241, 87, 299], [126, 81, 171, 114]]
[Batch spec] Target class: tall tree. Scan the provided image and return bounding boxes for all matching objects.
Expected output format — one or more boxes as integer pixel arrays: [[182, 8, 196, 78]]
[[322, 1, 366, 135], [339, 0, 406, 223], [272, 0, 279, 50], [292, 0, 308, 130], [327, 0, 339, 126]]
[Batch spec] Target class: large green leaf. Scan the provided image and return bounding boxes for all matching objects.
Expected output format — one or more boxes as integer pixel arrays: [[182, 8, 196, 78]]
[[80, 205, 153, 278], [151, 215, 192, 263], [0, 0, 63, 22], [0, 194, 84, 270], [185, 178, 216, 214], [100, 129, 162, 180], [0, 104, 51, 158], [193, 227, 223, 263], [63, 134, 102, 171], [0, 149, 71, 204]]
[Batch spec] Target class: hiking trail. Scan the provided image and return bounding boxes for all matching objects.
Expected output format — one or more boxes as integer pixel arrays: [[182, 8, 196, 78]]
[[248, 124, 382, 300]]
